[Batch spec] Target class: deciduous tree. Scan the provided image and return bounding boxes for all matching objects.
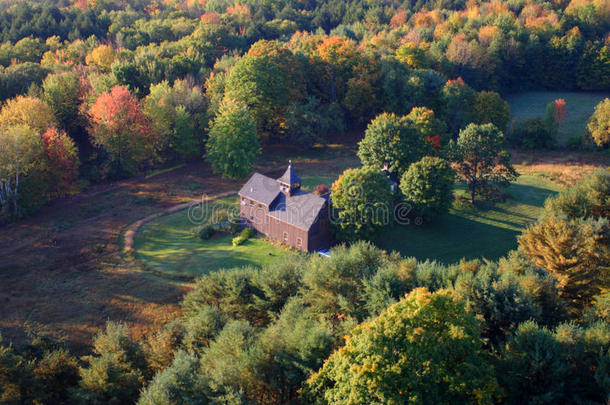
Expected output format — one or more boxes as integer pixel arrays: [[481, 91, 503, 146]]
[[88, 85, 154, 177], [400, 156, 455, 220], [41, 127, 79, 197], [451, 123, 517, 204], [205, 99, 260, 180], [0, 95, 56, 134], [330, 167, 393, 242], [473, 91, 510, 132], [305, 288, 498, 404], [357, 112, 429, 177], [0, 124, 42, 217]]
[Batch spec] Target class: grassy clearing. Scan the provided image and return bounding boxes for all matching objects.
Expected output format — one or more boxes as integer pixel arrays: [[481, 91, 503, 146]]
[[134, 195, 290, 279], [375, 175, 562, 264], [505, 91, 609, 145]]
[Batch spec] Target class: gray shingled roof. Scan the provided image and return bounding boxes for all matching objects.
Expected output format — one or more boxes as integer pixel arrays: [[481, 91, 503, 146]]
[[239, 173, 280, 206], [239, 171, 327, 230], [277, 163, 302, 185], [268, 190, 327, 230]]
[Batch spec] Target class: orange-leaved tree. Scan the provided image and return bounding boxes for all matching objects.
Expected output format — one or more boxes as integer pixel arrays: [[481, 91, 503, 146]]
[[88, 86, 154, 178]]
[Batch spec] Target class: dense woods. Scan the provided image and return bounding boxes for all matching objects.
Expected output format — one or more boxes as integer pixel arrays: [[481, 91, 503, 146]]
[[1, 169, 609, 403], [0, 0, 608, 220], [0, 0, 609, 403]]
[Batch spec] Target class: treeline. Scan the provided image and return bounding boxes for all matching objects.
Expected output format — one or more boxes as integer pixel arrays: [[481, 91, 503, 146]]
[[1, 170, 609, 404]]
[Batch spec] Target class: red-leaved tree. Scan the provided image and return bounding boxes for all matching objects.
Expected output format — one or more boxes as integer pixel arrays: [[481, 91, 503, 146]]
[[41, 127, 80, 197], [553, 99, 566, 125], [88, 86, 154, 177]]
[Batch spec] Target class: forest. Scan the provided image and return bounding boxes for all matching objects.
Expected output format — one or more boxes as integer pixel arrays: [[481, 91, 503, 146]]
[[0, 0, 609, 403]]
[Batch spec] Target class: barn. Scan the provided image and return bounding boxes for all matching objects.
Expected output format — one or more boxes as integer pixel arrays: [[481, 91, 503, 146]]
[[238, 163, 331, 252]]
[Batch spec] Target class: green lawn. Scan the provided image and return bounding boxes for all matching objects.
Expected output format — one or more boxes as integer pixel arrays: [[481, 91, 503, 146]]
[[135, 174, 562, 276], [134, 195, 290, 279], [375, 175, 562, 264], [505, 91, 609, 144]]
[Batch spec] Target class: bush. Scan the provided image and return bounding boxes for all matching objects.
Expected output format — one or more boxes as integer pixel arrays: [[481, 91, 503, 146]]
[[510, 117, 556, 149], [195, 224, 215, 240], [232, 227, 255, 246]]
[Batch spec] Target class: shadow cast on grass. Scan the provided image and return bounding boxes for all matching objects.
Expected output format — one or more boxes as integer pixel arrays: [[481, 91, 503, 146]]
[[376, 213, 521, 264]]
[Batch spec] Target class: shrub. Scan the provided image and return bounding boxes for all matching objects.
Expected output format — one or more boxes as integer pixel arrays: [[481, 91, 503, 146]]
[[196, 224, 215, 240], [232, 227, 254, 246], [509, 117, 556, 149]]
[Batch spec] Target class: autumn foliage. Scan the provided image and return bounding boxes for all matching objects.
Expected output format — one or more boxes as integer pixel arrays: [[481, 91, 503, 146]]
[[553, 99, 566, 125], [88, 86, 154, 177], [41, 127, 80, 197]]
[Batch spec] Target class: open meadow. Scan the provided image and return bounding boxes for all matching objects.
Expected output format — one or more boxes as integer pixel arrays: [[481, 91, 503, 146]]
[[505, 91, 609, 145]]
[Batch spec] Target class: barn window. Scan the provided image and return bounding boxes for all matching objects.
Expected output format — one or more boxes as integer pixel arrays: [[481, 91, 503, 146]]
[[249, 200, 254, 206], [283, 232, 288, 241], [258, 204, 262, 208], [297, 238, 302, 246]]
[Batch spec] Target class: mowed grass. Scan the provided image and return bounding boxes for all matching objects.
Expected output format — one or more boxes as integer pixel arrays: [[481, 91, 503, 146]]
[[505, 91, 609, 144], [375, 175, 562, 264], [134, 195, 290, 279]]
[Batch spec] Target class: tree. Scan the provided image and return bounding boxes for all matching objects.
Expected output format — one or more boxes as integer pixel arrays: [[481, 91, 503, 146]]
[[88, 85, 154, 178], [42, 71, 84, 135], [0, 124, 42, 217], [405, 107, 449, 151], [400, 156, 455, 220], [0, 95, 56, 134], [137, 351, 210, 405], [518, 217, 610, 315], [75, 322, 149, 405], [542, 168, 609, 220], [357, 112, 429, 178], [497, 321, 610, 404], [86, 44, 117, 73], [496, 321, 572, 403], [473, 91, 510, 132], [454, 266, 540, 347], [330, 167, 394, 242], [205, 99, 260, 180], [441, 77, 476, 136], [224, 40, 303, 142], [587, 98, 610, 148], [305, 288, 498, 404], [396, 42, 429, 69], [451, 123, 518, 204], [509, 117, 556, 149], [143, 79, 207, 160], [41, 127, 79, 198]]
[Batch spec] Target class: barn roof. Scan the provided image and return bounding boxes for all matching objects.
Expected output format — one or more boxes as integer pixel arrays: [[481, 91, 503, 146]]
[[277, 162, 301, 185], [239, 166, 327, 231], [239, 173, 280, 206], [268, 190, 327, 230]]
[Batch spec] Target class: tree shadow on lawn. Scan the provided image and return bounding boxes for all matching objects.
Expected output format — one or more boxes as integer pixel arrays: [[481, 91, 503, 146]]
[[376, 214, 521, 264], [377, 181, 560, 264]]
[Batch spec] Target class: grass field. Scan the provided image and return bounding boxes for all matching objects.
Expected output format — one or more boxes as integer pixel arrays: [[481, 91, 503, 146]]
[[134, 196, 290, 279], [375, 175, 562, 264], [505, 91, 609, 145]]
